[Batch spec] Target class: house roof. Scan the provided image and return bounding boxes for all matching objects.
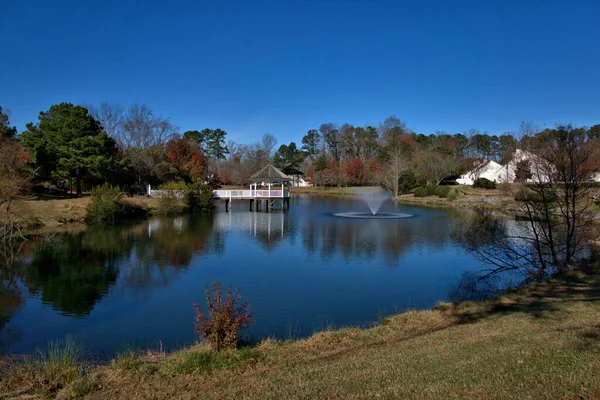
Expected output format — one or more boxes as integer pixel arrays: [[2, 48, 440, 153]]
[[247, 164, 291, 183]]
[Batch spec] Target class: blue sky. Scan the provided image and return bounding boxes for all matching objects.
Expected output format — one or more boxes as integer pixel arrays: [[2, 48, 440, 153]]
[[1, 0, 599, 144]]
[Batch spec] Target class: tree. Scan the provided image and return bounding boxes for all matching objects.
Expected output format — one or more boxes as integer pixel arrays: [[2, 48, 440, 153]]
[[588, 124, 600, 139], [455, 124, 596, 283], [301, 129, 321, 160], [183, 130, 207, 152], [166, 136, 207, 182], [381, 142, 411, 197], [499, 133, 518, 164], [514, 160, 532, 181], [260, 133, 277, 161], [0, 135, 30, 240], [273, 142, 305, 171], [320, 123, 340, 164], [20, 103, 120, 194], [0, 107, 17, 139], [413, 149, 456, 185], [379, 115, 409, 145], [204, 128, 229, 160]]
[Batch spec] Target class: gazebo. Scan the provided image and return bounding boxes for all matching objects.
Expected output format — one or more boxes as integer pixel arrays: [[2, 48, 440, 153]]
[[247, 164, 291, 211]]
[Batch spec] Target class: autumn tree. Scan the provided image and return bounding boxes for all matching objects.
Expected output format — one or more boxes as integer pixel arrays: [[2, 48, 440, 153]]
[[166, 136, 207, 182]]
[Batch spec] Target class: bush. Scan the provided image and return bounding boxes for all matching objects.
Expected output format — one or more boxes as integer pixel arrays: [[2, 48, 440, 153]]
[[86, 184, 125, 222], [398, 171, 417, 195], [186, 183, 215, 213], [473, 177, 496, 189], [193, 282, 253, 352], [446, 188, 459, 201], [157, 181, 186, 215], [413, 186, 428, 197], [435, 185, 451, 198]]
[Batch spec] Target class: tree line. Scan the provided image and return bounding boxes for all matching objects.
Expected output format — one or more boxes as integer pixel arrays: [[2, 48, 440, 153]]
[[1, 103, 600, 198]]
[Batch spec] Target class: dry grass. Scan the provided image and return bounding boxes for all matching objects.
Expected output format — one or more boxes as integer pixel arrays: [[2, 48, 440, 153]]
[[4, 269, 600, 399], [5, 196, 165, 235]]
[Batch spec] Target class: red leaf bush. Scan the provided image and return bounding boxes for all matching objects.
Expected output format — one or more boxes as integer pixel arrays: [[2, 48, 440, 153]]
[[193, 282, 253, 351]]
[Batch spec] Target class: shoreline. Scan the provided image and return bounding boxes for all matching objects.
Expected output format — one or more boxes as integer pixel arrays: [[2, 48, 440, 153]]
[[2, 267, 599, 399]]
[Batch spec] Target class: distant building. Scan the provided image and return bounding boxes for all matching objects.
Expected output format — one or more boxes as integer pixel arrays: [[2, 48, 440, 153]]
[[457, 149, 553, 185], [456, 160, 505, 185], [282, 167, 312, 187]]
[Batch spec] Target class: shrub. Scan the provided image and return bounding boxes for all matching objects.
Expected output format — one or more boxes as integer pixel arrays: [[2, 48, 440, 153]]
[[446, 188, 459, 201], [157, 181, 186, 215], [186, 183, 215, 213], [86, 184, 125, 222], [413, 186, 428, 197], [425, 184, 438, 196], [435, 185, 451, 198], [398, 171, 417, 195], [193, 282, 253, 352], [473, 177, 496, 189]]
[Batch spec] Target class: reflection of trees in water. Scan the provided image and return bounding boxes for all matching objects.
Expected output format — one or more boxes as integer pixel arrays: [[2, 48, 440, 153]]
[[119, 215, 220, 296], [23, 232, 120, 316], [300, 213, 456, 265], [13, 215, 220, 316], [0, 240, 26, 348]]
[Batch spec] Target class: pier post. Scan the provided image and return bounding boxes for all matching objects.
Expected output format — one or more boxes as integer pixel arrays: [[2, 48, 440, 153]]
[[225, 199, 230, 212]]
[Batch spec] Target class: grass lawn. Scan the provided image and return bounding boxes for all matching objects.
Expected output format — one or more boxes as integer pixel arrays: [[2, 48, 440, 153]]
[[2, 266, 600, 399]]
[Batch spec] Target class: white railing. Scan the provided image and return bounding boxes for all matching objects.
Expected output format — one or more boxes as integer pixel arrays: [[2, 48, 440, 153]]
[[147, 185, 289, 199], [212, 189, 289, 199]]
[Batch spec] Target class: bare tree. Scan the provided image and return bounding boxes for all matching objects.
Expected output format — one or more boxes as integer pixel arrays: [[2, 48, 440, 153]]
[[260, 133, 278, 162], [87, 101, 124, 144], [455, 124, 597, 282], [382, 142, 411, 197], [413, 150, 456, 185], [378, 115, 409, 145]]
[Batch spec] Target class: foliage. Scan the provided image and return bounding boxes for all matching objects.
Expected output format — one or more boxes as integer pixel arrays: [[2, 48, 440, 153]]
[[20, 103, 120, 194], [86, 184, 125, 222], [515, 160, 532, 181], [397, 171, 418, 195], [166, 136, 207, 182], [273, 142, 305, 171], [472, 177, 496, 189], [446, 188, 459, 201], [193, 282, 253, 351], [413, 186, 428, 197], [0, 106, 17, 139], [186, 183, 215, 213], [156, 181, 186, 215], [301, 129, 321, 160]]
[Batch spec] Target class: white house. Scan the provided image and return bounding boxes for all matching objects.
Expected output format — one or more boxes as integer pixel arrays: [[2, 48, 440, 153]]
[[282, 168, 312, 187], [456, 160, 506, 185], [457, 149, 554, 185]]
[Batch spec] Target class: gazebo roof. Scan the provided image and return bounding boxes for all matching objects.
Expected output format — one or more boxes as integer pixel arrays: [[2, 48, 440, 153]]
[[247, 164, 291, 183]]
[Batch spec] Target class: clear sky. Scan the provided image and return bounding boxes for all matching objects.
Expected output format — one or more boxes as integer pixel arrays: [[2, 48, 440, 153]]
[[1, 0, 599, 144]]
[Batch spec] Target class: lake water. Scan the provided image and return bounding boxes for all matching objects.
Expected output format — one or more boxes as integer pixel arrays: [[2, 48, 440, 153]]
[[0, 196, 485, 358]]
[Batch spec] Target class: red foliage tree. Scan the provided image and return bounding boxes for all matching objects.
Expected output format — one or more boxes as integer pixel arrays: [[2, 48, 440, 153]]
[[166, 137, 206, 182]]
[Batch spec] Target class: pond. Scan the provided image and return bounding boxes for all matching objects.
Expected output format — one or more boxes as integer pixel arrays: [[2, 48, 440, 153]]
[[1, 196, 486, 358]]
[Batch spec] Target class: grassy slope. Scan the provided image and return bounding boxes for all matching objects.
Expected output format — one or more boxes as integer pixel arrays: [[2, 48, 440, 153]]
[[3, 269, 600, 399], [7, 196, 162, 234]]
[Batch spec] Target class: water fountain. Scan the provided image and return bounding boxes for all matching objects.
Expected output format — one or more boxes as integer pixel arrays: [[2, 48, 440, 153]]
[[334, 188, 413, 219]]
